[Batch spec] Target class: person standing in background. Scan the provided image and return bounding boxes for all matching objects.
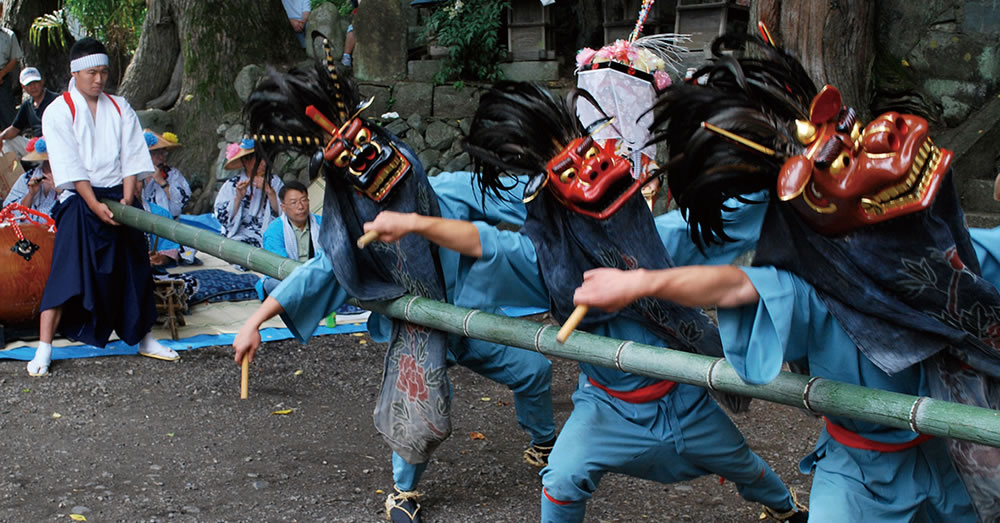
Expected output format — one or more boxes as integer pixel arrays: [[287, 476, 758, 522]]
[[282, 0, 312, 48], [0, 3, 24, 129]]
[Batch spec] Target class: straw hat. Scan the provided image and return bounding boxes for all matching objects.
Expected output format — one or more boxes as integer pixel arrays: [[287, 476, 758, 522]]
[[144, 129, 182, 151], [224, 138, 256, 170], [23, 137, 48, 162]]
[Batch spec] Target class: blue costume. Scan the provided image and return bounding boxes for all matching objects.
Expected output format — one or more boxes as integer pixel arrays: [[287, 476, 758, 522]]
[[719, 267, 976, 521], [269, 171, 555, 492], [464, 196, 795, 523]]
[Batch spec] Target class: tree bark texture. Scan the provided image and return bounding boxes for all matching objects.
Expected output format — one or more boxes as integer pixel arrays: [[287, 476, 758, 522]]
[[1, 0, 69, 91], [753, 0, 876, 120], [118, 0, 301, 205]]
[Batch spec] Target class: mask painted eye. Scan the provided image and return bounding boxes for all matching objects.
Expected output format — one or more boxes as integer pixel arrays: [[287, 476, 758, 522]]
[[559, 168, 577, 183], [584, 147, 599, 160], [829, 151, 851, 176], [334, 150, 351, 168], [355, 128, 370, 146]]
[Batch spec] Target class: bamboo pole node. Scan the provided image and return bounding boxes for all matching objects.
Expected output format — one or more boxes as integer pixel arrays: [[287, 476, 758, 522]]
[[557, 305, 589, 343], [240, 356, 250, 400], [909, 396, 929, 433], [462, 309, 480, 337], [357, 230, 379, 249], [706, 358, 724, 391], [802, 376, 821, 414], [534, 325, 551, 353], [614, 341, 630, 371]]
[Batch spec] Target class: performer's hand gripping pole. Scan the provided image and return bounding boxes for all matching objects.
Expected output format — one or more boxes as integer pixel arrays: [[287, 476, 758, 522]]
[[556, 305, 589, 344], [357, 231, 379, 249]]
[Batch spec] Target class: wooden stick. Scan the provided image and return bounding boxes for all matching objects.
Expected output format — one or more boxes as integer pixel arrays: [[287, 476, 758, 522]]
[[240, 356, 249, 399], [556, 305, 589, 344], [357, 230, 379, 249]]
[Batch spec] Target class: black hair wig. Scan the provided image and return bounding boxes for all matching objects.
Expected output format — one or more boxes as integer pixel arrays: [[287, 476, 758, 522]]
[[243, 34, 360, 178], [464, 81, 606, 201], [648, 33, 819, 248]]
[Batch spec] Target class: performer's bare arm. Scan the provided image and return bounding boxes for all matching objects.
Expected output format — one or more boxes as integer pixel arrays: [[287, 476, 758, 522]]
[[74, 179, 117, 225], [365, 210, 482, 258], [233, 296, 286, 364], [573, 265, 760, 312]]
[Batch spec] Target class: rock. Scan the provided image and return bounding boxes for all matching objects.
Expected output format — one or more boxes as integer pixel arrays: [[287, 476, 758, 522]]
[[425, 120, 461, 150], [404, 129, 426, 151], [433, 85, 482, 118], [135, 109, 172, 133], [234, 65, 265, 104], [224, 124, 246, 144], [305, 3, 350, 60], [354, 1, 407, 81], [358, 84, 392, 117], [499, 61, 560, 82], [392, 82, 433, 117], [457, 118, 471, 137], [406, 114, 426, 134], [252, 480, 270, 490], [417, 149, 440, 169], [383, 118, 410, 137], [71, 506, 90, 514], [444, 152, 471, 172], [427, 167, 442, 177], [407, 59, 443, 83]]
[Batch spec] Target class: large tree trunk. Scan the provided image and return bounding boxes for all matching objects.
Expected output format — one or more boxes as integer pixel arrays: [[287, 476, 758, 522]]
[[753, 0, 876, 120], [118, 0, 301, 211], [1, 0, 70, 91]]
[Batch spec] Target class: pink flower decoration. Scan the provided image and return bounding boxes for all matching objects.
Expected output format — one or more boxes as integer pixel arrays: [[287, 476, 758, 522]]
[[576, 47, 596, 68], [594, 47, 613, 61], [225, 142, 241, 160], [654, 70, 672, 90]]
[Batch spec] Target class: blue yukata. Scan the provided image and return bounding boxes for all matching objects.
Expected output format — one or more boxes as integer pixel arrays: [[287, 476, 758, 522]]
[[269, 171, 555, 491], [467, 193, 796, 523], [714, 217, 1000, 523]]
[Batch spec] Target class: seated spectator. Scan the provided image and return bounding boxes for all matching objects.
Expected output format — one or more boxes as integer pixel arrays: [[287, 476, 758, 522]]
[[256, 180, 320, 298], [0, 67, 58, 158], [215, 138, 283, 250], [130, 176, 182, 269], [2, 136, 58, 215], [282, 0, 311, 48], [142, 129, 191, 218]]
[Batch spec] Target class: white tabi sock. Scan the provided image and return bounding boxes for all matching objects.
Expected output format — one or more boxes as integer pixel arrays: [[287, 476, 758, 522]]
[[27, 342, 53, 376], [138, 333, 179, 361]]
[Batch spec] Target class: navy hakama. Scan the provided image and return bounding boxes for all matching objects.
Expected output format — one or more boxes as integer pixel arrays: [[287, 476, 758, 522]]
[[40, 185, 157, 347]]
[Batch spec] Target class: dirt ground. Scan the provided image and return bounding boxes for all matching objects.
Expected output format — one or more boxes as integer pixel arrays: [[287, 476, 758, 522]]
[[0, 331, 821, 522]]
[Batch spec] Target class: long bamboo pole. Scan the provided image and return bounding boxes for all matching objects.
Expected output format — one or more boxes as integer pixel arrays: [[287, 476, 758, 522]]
[[105, 200, 300, 280], [106, 200, 1000, 447]]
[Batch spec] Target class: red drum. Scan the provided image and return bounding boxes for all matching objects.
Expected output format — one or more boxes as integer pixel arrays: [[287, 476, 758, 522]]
[[0, 222, 54, 325]]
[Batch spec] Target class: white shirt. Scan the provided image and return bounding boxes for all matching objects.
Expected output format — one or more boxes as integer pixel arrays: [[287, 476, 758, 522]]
[[41, 82, 154, 195], [282, 0, 311, 20]]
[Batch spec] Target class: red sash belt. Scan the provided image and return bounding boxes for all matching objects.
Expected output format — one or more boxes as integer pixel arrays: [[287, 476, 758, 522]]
[[588, 377, 676, 403], [824, 417, 932, 452]]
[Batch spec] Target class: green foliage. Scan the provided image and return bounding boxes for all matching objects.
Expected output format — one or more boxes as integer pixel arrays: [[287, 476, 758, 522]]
[[422, 0, 508, 85], [29, 0, 146, 55], [29, 9, 70, 49], [64, 0, 147, 55], [310, 0, 355, 17]]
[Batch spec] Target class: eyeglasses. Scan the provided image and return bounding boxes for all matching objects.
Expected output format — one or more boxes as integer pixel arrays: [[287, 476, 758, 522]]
[[284, 197, 309, 207]]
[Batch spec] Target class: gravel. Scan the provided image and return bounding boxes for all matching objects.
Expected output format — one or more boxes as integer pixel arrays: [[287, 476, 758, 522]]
[[0, 332, 820, 521]]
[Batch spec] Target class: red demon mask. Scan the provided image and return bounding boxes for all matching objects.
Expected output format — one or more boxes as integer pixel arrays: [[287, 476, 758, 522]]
[[776, 85, 953, 236], [538, 135, 641, 219]]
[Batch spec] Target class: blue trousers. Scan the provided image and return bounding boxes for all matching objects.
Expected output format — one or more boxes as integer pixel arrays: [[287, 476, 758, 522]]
[[540, 375, 793, 523], [393, 337, 555, 490], [802, 432, 975, 522]]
